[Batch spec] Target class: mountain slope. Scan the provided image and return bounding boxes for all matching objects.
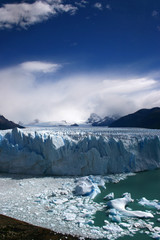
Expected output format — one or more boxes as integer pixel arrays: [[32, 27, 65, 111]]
[[0, 115, 24, 130], [109, 107, 160, 129]]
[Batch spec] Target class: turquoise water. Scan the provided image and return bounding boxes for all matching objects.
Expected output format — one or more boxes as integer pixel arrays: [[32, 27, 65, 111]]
[[94, 169, 160, 239]]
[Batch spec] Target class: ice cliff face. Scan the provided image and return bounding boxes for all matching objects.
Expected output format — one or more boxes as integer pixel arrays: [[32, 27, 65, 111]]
[[0, 127, 160, 175]]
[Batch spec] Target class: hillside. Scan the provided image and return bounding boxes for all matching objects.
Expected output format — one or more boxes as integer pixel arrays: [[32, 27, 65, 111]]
[[0, 115, 24, 130], [109, 107, 160, 129]]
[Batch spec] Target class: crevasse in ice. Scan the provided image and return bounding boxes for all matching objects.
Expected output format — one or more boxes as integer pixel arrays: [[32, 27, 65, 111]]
[[0, 127, 160, 175]]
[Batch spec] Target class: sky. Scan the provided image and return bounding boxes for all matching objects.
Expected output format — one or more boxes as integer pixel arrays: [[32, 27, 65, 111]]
[[0, 0, 160, 123]]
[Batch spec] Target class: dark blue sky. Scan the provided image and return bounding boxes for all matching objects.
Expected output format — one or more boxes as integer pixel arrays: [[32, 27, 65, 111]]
[[1, 0, 160, 73], [0, 0, 160, 122]]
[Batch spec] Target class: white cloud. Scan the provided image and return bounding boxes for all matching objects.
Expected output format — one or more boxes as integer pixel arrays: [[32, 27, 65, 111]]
[[0, 0, 77, 29], [152, 10, 159, 17], [20, 61, 61, 73], [94, 3, 102, 10], [106, 4, 111, 10], [0, 62, 160, 123], [75, 0, 88, 8]]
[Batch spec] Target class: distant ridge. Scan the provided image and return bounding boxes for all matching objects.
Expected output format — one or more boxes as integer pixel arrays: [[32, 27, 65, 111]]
[[0, 115, 24, 130], [109, 107, 160, 129]]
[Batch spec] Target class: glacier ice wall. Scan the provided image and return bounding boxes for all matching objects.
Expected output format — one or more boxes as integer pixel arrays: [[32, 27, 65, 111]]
[[0, 127, 160, 175]]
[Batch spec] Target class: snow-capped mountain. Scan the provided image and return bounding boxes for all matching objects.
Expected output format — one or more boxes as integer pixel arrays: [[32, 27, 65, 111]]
[[92, 114, 120, 126], [86, 113, 102, 124]]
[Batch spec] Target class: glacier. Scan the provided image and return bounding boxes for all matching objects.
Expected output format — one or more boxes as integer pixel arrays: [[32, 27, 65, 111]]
[[0, 127, 160, 175]]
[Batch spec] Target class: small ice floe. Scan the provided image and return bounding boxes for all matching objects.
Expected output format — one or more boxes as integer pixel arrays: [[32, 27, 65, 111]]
[[102, 220, 131, 239], [138, 197, 160, 210], [74, 176, 101, 199], [151, 232, 160, 239], [133, 221, 154, 231], [103, 222, 123, 233], [107, 193, 154, 219], [104, 192, 114, 200], [119, 222, 131, 228], [63, 213, 76, 221], [151, 227, 160, 239]]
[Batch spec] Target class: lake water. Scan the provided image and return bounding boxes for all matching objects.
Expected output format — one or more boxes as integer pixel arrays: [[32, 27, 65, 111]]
[[94, 169, 160, 239]]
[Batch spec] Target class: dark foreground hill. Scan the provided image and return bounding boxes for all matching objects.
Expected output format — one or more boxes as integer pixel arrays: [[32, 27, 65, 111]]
[[0, 115, 24, 130], [109, 107, 160, 129], [0, 214, 78, 240]]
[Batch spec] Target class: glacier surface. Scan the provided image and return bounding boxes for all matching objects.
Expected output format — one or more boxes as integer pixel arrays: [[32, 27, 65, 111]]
[[0, 127, 160, 175]]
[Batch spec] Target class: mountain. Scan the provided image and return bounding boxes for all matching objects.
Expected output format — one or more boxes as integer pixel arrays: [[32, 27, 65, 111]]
[[70, 123, 79, 127], [87, 113, 102, 124], [109, 107, 160, 129], [92, 115, 119, 126], [0, 115, 24, 130]]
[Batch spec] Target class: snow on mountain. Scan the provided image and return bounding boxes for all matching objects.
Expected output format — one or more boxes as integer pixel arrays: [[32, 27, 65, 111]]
[[0, 127, 160, 175], [86, 113, 102, 124], [86, 113, 120, 126], [92, 115, 120, 126]]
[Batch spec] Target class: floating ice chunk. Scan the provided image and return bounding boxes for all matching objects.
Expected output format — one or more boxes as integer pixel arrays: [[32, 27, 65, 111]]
[[138, 197, 160, 210], [103, 222, 124, 233], [119, 222, 131, 228], [88, 175, 106, 188], [107, 193, 154, 218], [154, 226, 160, 232], [63, 213, 76, 221], [87, 220, 94, 225], [110, 214, 122, 223], [151, 232, 160, 239], [133, 221, 153, 231], [107, 208, 122, 222], [74, 176, 100, 199], [104, 192, 114, 200]]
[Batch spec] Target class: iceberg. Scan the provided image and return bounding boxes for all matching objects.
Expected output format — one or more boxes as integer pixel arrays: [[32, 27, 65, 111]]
[[138, 197, 160, 210], [104, 192, 114, 200], [107, 193, 154, 219], [74, 176, 101, 198], [0, 127, 160, 175]]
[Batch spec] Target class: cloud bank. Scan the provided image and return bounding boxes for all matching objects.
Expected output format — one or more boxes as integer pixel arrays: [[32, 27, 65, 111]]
[[0, 0, 77, 29], [0, 61, 160, 124]]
